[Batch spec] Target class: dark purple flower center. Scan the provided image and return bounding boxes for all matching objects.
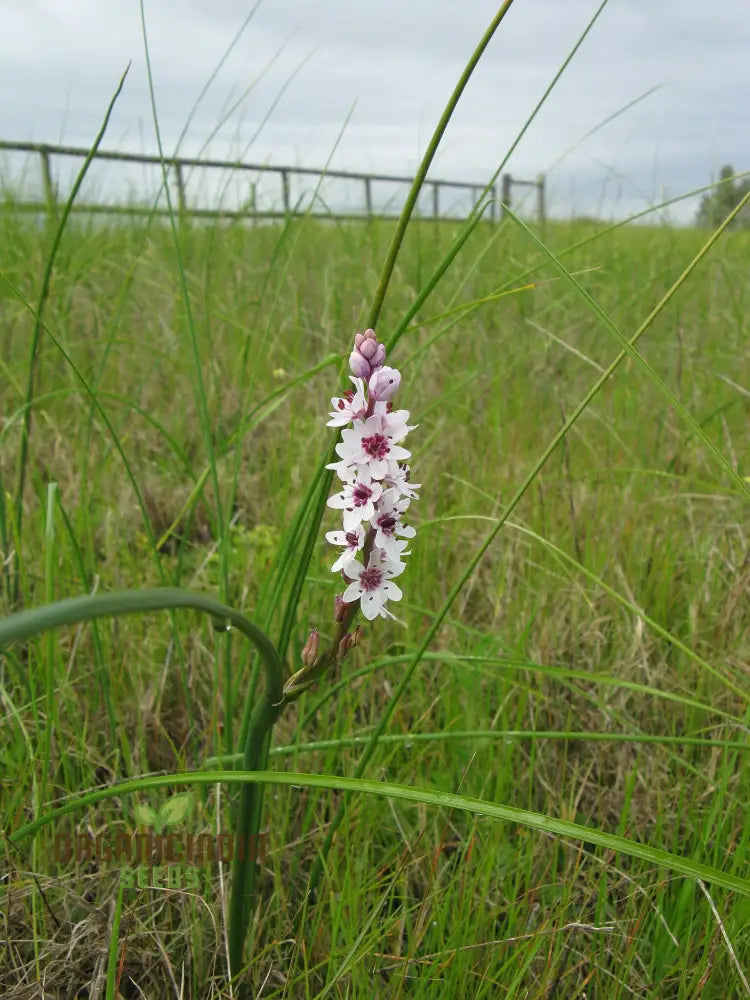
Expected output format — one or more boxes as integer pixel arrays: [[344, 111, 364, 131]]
[[377, 514, 397, 534], [361, 433, 390, 459], [351, 482, 373, 507], [359, 567, 383, 591], [336, 390, 355, 411], [345, 531, 360, 548]]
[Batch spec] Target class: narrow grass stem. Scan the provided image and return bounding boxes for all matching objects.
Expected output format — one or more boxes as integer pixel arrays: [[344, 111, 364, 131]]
[[366, 0, 516, 333], [12, 67, 129, 603], [227, 686, 284, 979]]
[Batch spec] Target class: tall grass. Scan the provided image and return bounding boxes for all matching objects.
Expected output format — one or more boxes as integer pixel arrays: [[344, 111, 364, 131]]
[[1, 6, 749, 997]]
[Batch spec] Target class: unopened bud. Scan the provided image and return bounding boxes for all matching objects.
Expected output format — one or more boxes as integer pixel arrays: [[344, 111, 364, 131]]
[[334, 594, 349, 622], [359, 338, 378, 360], [369, 366, 401, 401], [370, 343, 386, 370], [349, 351, 370, 379], [301, 628, 319, 667], [349, 328, 387, 379], [338, 625, 362, 659]]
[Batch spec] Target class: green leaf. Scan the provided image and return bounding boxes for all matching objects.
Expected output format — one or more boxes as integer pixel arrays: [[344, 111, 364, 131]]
[[158, 792, 193, 827], [12, 770, 750, 899], [133, 802, 157, 827]]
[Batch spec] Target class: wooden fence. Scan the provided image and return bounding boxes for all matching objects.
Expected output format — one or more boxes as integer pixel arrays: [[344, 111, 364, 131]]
[[0, 139, 545, 225]]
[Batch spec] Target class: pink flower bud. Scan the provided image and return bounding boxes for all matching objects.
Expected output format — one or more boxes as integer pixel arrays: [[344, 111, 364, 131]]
[[349, 351, 370, 379], [359, 338, 378, 360], [369, 366, 401, 401], [301, 628, 319, 667], [354, 332, 365, 349], [370, 344, 386, 370]]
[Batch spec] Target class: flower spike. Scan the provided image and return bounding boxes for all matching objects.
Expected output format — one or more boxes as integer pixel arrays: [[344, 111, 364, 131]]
[[326, 329, 417, 625]]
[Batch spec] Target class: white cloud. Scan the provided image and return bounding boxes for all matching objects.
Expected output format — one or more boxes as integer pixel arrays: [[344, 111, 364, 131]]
[[1, 0, 747, 222]]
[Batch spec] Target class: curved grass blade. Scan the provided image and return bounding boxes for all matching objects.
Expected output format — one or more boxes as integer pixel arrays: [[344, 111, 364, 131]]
[[13, 66, 130, 599], [203, 728, 750, 769], [0, 589, 282, 694], [10, 770, 750, 899]]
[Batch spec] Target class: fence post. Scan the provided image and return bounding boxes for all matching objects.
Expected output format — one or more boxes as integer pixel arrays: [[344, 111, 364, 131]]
[[364, 176, 372, 217], [281, 169, 290, 214], [174, 162, 187, 217], [537, 173, 546, 230], [501, 173, 512, 218], [490, 184, 498, 221], [39, 147, 57, 223], [432, 182, 439, 220]]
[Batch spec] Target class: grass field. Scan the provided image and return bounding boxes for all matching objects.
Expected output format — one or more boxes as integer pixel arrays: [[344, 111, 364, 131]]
[[1, 203, 749, 997]]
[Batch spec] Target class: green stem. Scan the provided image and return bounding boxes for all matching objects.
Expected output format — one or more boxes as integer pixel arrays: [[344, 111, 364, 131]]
[[227, 692, 283, 979], [365, 0, 516, 332], [0, 586, 285, 982]]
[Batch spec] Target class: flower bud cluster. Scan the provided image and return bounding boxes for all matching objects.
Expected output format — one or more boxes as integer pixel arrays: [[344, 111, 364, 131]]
[[325, 330, 419, 621]]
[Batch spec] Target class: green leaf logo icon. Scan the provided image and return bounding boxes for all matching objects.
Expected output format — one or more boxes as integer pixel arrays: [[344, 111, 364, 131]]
[[158, 792, 193, 828], [133, 802, 158, 827]]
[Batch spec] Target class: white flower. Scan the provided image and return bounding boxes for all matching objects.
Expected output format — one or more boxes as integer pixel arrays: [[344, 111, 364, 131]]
[[335, 413, 411, 480], [327, 377, 367, 427], [342, 548, 405, 620], [327, 469, 383, 530], [383, 461, 421, 500], [325, 523, 366, 572], [370, 489, 416, 558]]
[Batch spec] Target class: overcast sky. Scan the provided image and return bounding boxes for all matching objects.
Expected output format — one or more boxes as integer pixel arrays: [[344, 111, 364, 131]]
[[1, 0, 748, 223]]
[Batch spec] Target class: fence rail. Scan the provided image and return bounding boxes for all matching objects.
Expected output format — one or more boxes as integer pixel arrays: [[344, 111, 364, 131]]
[[0, 139, 545, 226]]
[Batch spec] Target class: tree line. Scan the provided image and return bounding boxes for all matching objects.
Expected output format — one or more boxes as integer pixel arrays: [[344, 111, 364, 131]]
[[696, 166, 750, 228]]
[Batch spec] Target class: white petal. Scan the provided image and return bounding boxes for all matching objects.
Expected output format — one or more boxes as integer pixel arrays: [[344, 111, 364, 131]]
[[325, 530, 348, 545], [326, 413, 351, 427], [326, 493, 350, 510], [342, 580, 364, 602], [359, 591, 385, 620], [368, 458, 388, 480], [380, 581, 403, 603]]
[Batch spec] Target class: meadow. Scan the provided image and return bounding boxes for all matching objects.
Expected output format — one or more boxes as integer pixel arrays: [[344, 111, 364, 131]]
[[1, 202, 749, 997]]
